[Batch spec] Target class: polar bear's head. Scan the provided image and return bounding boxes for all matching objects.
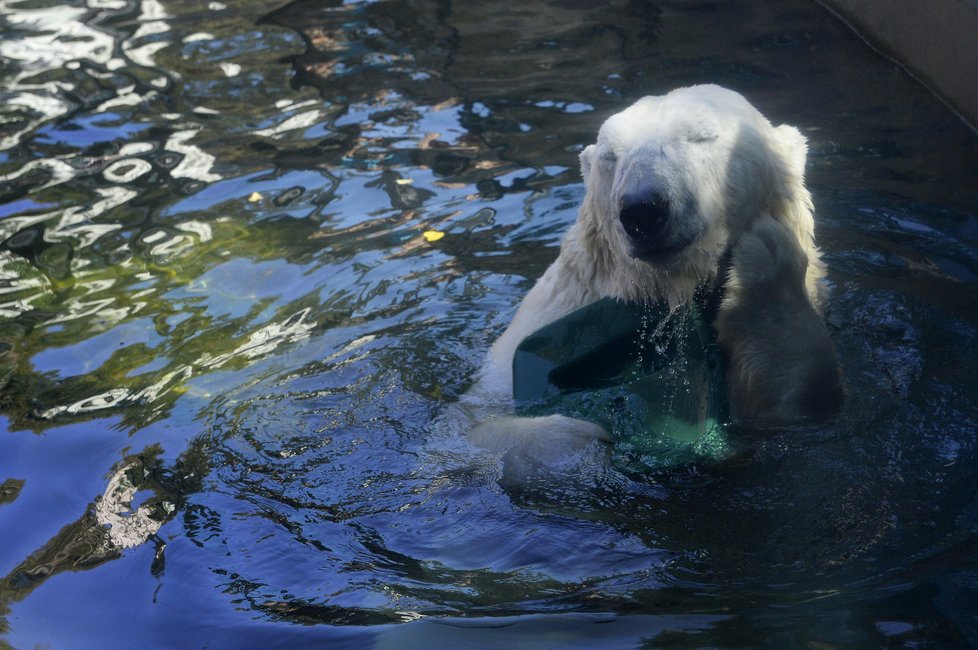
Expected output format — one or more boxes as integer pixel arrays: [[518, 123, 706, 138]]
[[576, 84, 820, 304]]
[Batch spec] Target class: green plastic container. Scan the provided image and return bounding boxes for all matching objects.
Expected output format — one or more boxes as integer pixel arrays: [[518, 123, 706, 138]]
[[513, 297, 728, 464]]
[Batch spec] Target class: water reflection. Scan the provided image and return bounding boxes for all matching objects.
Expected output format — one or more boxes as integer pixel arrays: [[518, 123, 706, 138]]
[[0, 441, 206, 625], [0, 0, 977, 646]]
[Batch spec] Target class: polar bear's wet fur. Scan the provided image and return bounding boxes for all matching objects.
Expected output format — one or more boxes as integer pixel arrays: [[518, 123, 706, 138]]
[[469, 84, 842, 448]]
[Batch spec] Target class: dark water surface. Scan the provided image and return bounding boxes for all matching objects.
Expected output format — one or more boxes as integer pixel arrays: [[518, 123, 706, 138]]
[[2, 0, 978, 647]]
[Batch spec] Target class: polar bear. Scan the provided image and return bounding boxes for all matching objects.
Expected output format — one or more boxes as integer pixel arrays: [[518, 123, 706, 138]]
[[464, 84, 842, 454]]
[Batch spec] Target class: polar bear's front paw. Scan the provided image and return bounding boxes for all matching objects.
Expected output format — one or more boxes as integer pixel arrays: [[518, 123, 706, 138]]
[[718, 216, 843, 426], [468, 414, 610, 464], [729, 215, 809, 291]]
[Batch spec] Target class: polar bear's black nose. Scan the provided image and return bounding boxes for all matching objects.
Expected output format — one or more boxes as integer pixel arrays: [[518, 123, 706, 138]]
[[619, 191, 670, 243]]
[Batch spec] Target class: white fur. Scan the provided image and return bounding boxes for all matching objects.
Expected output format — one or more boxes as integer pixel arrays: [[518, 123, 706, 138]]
[[463, 84, 840, 456]]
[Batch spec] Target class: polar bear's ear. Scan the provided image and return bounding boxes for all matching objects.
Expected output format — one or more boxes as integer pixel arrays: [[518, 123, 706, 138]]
[[773, 124, 808, 181], [579, 144, 596, 184]]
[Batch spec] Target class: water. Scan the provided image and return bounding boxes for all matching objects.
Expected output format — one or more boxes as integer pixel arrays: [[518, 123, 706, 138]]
[[1, 0, 977, 647]]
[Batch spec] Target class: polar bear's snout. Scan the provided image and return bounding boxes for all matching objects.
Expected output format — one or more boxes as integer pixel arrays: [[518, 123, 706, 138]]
[[618, 183, 698, 260], [619, 188, 669, 246]]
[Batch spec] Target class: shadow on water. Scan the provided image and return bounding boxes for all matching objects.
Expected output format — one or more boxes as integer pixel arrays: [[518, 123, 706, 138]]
[[0, 0, 977, 647]]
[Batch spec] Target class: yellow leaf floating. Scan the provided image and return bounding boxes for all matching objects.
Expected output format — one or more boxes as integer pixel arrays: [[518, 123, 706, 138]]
[[248, 191, 262, 202], [422, 230, 445, 242]]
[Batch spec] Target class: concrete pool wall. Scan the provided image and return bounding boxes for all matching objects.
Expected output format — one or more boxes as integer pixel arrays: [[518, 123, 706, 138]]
[[818, 0, 978, 130]]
